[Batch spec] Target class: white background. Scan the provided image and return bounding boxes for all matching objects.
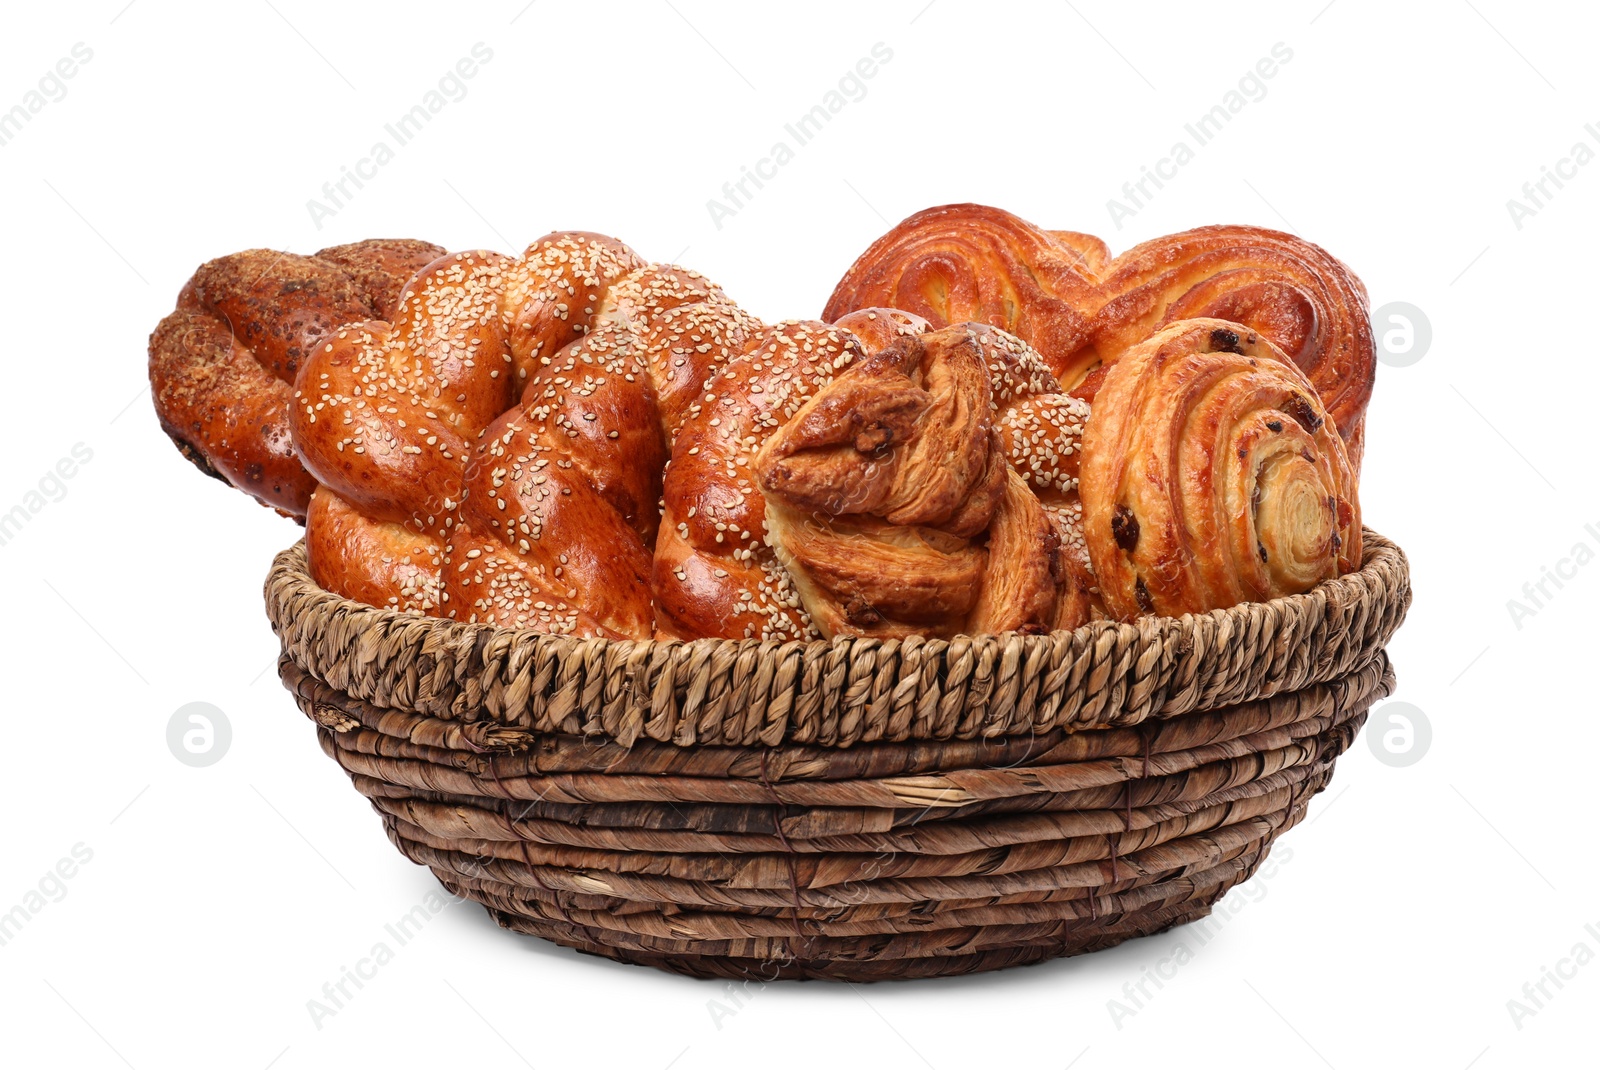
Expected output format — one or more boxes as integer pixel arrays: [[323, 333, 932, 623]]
[[1, 1, 1594, 1067]]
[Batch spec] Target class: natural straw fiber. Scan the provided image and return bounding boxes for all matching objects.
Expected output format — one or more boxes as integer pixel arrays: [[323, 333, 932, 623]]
[[264, 529, 1410, 981]]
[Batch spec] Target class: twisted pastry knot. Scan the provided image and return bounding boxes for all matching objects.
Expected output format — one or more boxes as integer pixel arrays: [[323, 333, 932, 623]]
[[292, 232, 757, 634], [651, 319, 870, 641], [752, 322, 1093, 639], [823, 203, 1375, 468], [1079, 319, 1361, 621], [149, 239, 447, 518]]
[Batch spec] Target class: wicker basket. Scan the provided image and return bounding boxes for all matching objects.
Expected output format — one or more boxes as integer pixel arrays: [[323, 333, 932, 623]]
[[263, 530, 1410, 981]]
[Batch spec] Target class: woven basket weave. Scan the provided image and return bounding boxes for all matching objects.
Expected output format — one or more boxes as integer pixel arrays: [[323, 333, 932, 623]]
[[263, 529, 1410, 981]]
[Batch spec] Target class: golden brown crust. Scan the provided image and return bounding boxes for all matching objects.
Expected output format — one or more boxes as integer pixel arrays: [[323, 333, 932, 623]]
[[828, 306, 929, 354], [226, 217, 1377, 638], [823, 203, 1374, 468], [291, 234, 762, 638], [293, 250, 516, 615], [754, 326, 1003, 638], [314, 239, 452, 315], [304, 487, 442, 614], [652, 321, 862, 640], [756, 330, 1004, 536], [1087, 224, 1373, 468], [454, 256, 757, 636], [967, 471, 1062, 635], [1079, 319, 1361, 621], [148, 238, 445, 517], [824, 205, 1101, 379], [751, 323, 1090, 639], [765, 513, 986, 639]]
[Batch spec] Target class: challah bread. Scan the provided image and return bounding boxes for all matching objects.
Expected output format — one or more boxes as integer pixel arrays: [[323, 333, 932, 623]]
[[449, 259, 759, 636], [652, 320, 866, 640], [303, 487, 444, 614], [292, 250, 517, 613], [1080, 319, 1361, 620], [823, 203, 1375, 467], [149, 238, 446, 517], [152, 220, 1374, 639], [292, 233, 763, 636]]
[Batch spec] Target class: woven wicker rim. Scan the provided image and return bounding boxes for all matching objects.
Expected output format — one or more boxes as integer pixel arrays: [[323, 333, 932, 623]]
[[264, 529, 1409, 750]]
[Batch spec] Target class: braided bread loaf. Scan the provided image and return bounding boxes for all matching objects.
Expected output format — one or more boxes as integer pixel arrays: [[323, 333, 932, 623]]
[[448, 253, 760, 635], [292, 248, 515, 616], [651, 318, 868, 640], [291, 233, 760, 635], [287, 240, 1360, 635], [155, 217, 1371, 639], [149, 239, 446, 517], [823, 203, 1375, 467]]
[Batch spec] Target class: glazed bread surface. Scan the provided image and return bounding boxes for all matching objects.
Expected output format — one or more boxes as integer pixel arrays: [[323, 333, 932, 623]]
[[823, 203, 1375, 468], [148, 238, 446, 517]]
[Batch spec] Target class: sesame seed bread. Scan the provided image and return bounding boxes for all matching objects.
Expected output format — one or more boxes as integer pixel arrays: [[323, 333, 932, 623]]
[[154, 213, 1371, 639], [291, 234, 770, 634], [279, 235, 1102, 640], [148, 238, 447, 518]]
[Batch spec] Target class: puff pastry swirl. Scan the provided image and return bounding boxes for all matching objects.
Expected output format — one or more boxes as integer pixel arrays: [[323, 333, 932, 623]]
[[1078, 319, 1361, 621], [823, 203, 1375, 468]]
